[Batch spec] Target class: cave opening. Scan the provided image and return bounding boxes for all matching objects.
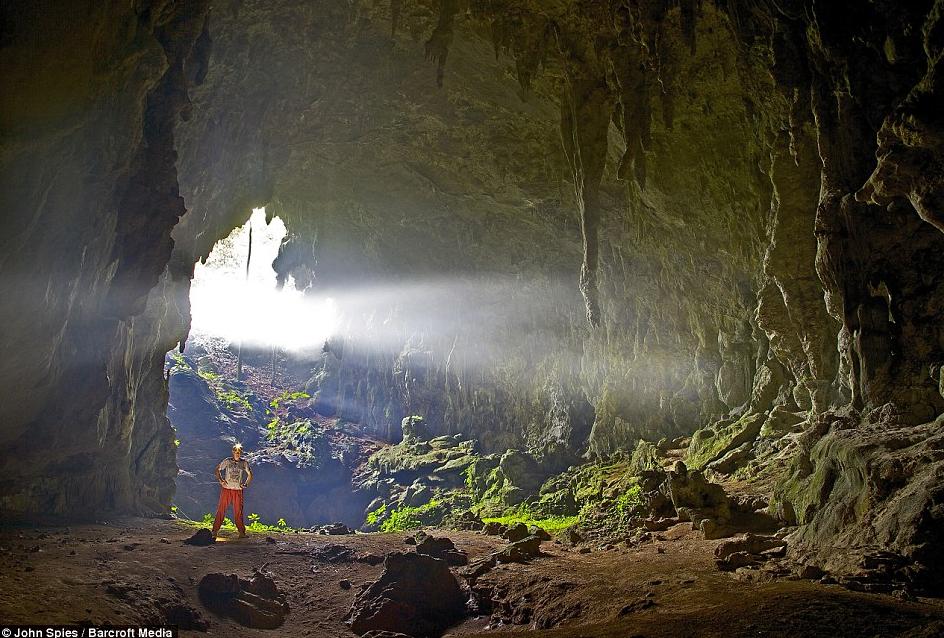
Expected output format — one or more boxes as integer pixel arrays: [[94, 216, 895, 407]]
[[188, 207, 338, 355]]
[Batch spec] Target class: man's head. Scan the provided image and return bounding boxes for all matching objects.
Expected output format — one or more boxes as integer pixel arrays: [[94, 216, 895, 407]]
[[232, 443, 243, 460]]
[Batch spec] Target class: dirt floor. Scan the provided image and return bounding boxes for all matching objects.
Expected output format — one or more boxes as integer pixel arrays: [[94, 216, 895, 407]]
[[1, 518, 942, 638]]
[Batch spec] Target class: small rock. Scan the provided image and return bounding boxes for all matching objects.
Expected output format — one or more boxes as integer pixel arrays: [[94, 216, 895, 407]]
[[717, 551, 756, 572], [339, 579, 352, 590], [578, 547, 591, 554], [183, 529, 215, 546], [159, 538, 171, 544]]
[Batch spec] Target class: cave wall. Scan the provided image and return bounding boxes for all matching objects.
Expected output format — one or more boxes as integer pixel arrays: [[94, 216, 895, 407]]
[[0, 1, 210, 520]]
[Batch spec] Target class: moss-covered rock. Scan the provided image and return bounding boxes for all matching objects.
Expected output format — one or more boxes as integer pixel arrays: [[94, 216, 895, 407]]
[[686, 413, 765, 470]]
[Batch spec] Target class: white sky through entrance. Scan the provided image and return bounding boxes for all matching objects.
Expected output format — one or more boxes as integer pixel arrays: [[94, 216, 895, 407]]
[[189, 208, 338, 351]]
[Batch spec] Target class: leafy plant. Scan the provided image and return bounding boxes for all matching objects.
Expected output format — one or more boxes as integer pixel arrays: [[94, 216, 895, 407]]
[[365, 503, 387, 527]]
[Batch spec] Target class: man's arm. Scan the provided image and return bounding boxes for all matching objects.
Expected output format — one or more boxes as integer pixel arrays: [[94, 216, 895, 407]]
[[242, 463, 252, 488], [216, 461, 226, 486]]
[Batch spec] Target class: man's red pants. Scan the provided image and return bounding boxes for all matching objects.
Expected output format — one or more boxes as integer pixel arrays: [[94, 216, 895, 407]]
[[212, 488, 246, 534]]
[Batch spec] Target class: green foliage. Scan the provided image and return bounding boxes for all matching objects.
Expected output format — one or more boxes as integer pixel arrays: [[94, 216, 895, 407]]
[[380, 499, 442, 532], [176, 511, 299, 534], [265, 390, 312, 441], [174, 439, 180, 447], [481, 507, 579, 534], [216, 388, 252, 411], [270, 390, 310, 409], [198, 369, 221, 383], [169, 351, 189, 373], [615, 482, 643, 518], [365, 503, 387, 527]]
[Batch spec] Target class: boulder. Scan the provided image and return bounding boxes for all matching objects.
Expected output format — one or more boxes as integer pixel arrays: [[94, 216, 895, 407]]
[[502, 522, 530, 542], [317, 522, 354, 535], [528, 525, 552, 541], [347, 552, 465, 637], [494, 535, 542, 563], [714, 534, 787, 560], [198, 569, 289, 629]]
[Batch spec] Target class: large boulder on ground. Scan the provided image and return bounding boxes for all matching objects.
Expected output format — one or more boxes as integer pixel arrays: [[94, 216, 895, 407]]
[[347, 552, 466, 637], [198, 569, 289, 629], [502, 522, 530, 542]]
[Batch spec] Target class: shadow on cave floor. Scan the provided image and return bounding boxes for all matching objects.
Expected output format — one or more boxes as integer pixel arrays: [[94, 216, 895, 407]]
[[1, 518, 942, 637]]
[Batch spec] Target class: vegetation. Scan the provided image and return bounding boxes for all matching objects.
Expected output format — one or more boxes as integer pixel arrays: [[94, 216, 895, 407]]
[[217, 388, 252, 411], [265, 391, 311, 439], [175, 511, 296, 533], [380, 499, 443, 532], [365, 503, 387, 527], [481, 505, 579, 533]]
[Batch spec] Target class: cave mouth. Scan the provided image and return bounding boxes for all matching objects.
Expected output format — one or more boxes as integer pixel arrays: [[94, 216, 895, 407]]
[[188, 207, 338, 354]]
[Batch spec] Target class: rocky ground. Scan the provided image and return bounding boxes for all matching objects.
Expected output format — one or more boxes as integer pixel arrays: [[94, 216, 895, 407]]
[[1, 518, 942, 638]]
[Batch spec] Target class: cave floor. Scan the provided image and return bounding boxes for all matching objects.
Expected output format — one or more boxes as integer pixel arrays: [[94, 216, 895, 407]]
[[1, 519, 942, 637]]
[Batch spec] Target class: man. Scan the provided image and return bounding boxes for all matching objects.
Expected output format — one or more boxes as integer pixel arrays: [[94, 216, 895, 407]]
[[212, 443, 253, 538]]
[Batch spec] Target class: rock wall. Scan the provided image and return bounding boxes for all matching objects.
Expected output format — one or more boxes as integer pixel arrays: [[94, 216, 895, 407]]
[[0, 1, 210, 520]]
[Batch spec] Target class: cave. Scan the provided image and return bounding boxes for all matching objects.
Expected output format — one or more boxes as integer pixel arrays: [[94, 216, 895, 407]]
[[2, 0, 944, 635]]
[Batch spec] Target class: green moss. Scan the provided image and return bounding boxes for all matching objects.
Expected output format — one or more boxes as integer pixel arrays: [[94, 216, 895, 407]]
[[614, 482, 643, 518], [685, 413, 764, 469], [380, 499, 443, 532], [481, 505, 578, 533]]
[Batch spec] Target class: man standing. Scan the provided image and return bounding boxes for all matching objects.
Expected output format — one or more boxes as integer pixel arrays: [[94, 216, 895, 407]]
[[212, 443, 252, 538]]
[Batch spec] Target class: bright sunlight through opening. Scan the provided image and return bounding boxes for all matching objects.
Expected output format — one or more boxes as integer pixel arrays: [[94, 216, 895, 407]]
[[189, 208, 338, 351]]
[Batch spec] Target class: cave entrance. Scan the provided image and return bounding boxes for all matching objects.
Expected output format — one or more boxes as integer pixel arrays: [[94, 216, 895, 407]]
[[169, 208, 357, 527], [189, 207, 338, 358]]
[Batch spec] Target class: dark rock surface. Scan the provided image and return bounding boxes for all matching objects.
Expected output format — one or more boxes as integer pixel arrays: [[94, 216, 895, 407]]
[[346, 552, 466, 637], [198, 568, 289, 629], [183, 528, 215, 546]]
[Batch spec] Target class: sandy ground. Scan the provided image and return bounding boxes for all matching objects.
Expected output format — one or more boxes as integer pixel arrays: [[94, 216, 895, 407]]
[[1, 518, 942, 637]]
